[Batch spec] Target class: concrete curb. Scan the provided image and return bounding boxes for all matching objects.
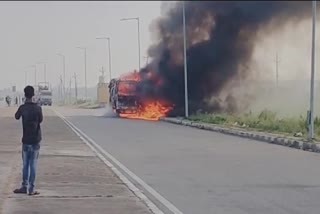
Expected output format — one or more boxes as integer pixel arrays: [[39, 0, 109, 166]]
[[160, 117, 320, 153]]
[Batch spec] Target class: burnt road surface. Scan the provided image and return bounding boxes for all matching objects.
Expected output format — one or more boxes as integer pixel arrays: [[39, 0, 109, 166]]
[[55, 107, 320, 214]]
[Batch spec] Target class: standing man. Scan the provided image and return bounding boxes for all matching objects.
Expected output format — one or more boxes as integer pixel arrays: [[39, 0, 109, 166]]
[[13, 85, 43, 196]]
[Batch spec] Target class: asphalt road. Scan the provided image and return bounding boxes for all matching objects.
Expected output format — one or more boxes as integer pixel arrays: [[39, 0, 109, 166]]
[[57, 107, 320, 214]]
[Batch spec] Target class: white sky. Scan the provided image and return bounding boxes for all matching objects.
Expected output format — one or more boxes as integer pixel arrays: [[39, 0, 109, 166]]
[[0, 1, 162, 90]]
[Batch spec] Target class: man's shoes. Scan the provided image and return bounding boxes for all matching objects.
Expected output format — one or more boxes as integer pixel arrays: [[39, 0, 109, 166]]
[[28, 191, 40, 196], [13, 187, 27, 194]]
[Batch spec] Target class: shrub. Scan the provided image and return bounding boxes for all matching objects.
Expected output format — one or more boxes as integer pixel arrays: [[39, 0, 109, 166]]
[[189, 110, 319, 139]]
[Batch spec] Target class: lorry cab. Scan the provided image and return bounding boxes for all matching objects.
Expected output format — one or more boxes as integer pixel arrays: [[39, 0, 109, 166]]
[[111, 79, 140, 114], [39, 90, 52, 106], [36, 82, 53, 106]]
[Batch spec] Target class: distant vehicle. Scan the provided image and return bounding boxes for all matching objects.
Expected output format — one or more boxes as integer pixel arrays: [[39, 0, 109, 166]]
[[110, 79, 140, 114], [35, 82, 53, 106]]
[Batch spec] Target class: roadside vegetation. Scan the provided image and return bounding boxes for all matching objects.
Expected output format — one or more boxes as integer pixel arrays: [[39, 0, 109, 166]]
[[189, 110, 320, 141]]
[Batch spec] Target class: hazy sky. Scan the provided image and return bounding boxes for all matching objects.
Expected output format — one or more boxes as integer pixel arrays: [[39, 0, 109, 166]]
[[0, 1, 162, 90]]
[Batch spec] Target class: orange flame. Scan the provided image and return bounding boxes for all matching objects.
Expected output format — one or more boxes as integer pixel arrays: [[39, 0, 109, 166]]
[[118, 81, 137, 96], [119, 71, 141, 81], [115, 70, 173, 121], [119, 101, 173, 121]]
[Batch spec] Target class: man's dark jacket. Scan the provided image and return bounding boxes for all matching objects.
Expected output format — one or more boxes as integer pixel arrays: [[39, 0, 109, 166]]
[[15, 100, 43, 144]]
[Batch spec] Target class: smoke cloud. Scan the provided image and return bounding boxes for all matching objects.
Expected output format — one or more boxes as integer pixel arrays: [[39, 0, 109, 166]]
[[137, 1, 318, 116]]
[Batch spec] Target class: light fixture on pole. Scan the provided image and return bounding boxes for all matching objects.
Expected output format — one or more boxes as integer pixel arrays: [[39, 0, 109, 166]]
[[120, 17, 141, 71], [96, 36, 112, 82]]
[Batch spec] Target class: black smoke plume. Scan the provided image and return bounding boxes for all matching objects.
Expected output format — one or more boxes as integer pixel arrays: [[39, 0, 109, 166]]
[[137, 1, 317, 116]]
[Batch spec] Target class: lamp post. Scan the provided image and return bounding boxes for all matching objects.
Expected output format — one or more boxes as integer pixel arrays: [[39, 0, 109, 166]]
[[24, 70, 28, 86], [308, 0, 317, 140], [76, 47, 87, 100], [37, 61, 47, 83], [28, 65, 37, 86], [96, 36, 112, 82], [182, 1, 189, 118], [57, 54, 66, 101], [120, 17, 141, 71]]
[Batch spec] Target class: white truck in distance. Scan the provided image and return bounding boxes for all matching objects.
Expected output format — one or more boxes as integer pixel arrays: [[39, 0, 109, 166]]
[[35, 82, 53, 106]]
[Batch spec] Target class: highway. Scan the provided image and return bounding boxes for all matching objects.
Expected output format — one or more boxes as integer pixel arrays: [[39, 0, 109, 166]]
[[57, 107, 320, 214]]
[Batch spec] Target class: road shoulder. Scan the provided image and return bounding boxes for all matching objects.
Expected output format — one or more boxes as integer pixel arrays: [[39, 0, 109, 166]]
[[0, 108, 153, 214]]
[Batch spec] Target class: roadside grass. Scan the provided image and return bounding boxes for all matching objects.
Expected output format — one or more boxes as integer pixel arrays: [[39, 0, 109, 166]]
[[189, 110, 320, 141]]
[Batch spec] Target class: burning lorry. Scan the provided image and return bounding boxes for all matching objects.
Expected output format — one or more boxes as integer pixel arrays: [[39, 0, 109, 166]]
[[109, 71, 173, 120], [109, 77, 141, 115]]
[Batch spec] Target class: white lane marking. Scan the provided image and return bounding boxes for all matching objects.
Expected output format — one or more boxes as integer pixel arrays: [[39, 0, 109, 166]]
[[53, 109, 163, 214], [53, 109, 184, 214]]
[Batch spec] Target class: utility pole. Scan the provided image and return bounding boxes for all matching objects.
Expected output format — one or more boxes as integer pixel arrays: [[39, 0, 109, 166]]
[[69, 78, 72, 104], [309, 0, 317, 140], [84, 48, 87, 100], [275, 53, 279, 88], [100, 66, 105, 79], [25, 71, 28, 86], [58, 80, 60, 102], [44, 63, 47, 83], [137, 17, 141, 71], [76, 47, 87, 100], [74, 73, 78, 104], [34, 65, 37, 86], [59, 75, 63, 104], [36, 61, 48, 85], [107, 38, 111, 81], [144, 56, 149, 66], [183, 1, 189, 118], [57, 53, 66, 103], [96, 37, 112, 82], [63, 57, 66, 98]]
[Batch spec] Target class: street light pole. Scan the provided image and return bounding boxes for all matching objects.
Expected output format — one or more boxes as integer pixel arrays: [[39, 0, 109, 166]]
[[144, 56, 149, 66], [34, 65, 37, 86], [96, 37, 112, 82], [44, 63, 47, 83], [37, 62, 47, 84], [57, 54, 66, 102], [84, 48, 87, 100], [183, 1, 189, 118], [120, 17, 141, 71], [107, 38, 112, 81], [63, 57, 65, 97], [74, 73, 78, 104], [59, 75, 63, 103], [309, 0, 317, 140], [25, 71, 28, 86], [28, 65, 37, 86], [76, 47, 87, 100], [137, 17, 141, 71], [275, 53, 279, 88]]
